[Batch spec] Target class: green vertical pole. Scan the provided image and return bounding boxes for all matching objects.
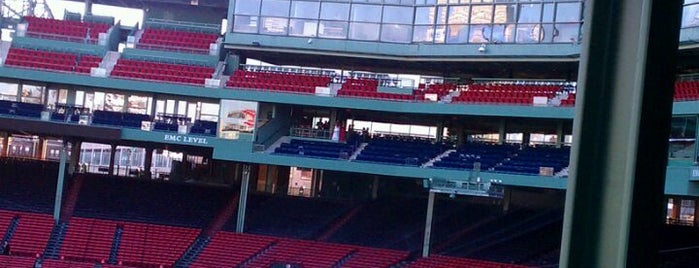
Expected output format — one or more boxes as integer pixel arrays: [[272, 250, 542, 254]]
[[236, 164, 251, 233], [422, 191, 435, 257], [53, 140, 68, 221], [560, 0, 682, 267]]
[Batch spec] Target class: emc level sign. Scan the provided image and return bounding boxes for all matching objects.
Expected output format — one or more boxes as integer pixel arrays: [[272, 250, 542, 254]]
[[163, 134, 209, 145]]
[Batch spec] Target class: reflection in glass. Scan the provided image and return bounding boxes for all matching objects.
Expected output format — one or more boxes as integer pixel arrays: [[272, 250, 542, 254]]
[[516, 24, 543, 43], [349, 22, 380, 41], [447, 25, 469, 43], [234, 0, 261, 15], [320, 2, 350, 21], [518, 3, 541, 23], [319, 20, 348, 39], [437, 6, 448, 24], [553, 23, 579, 43], [261, 0, 290, 17], [448, 6, 470, 24], [540, 23, 555, 43], [290, 1, 319, 19], [470, 5, 493, 24], [493, 4, 516, 23], [261, 17, 289, 35], [469, 24, 491, 43], [491, 24, 515, 43], [104, 93, 124, 112], [668, 117, 697, 161], [21, 84, 44, 104], [555, 2, 582, 23], [413, 25, 435, 42], [682, 4, 699, 28], [434, 25, 446, 43], [290, 19, 318, 36], [542, 3, 554, 23], [233, 15, 259, 33], [352, 4, 382, 23], [381, 24, 412, 43], [383, 6, 413, 24], [415, 7, 436, 25]]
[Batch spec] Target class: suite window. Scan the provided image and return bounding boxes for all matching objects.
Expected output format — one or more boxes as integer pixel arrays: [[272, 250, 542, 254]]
[[448, 6, 470, 25], [261, 0, 290, 17], [233, 15, 259, 33], [542, 3, 555, 23], [320, 2, 350, 21], [290, 19, 318, 37], [381, 24, 411, 43], [382, 6, 412, 24], [234, 0, 261, 15], [351, 4, 382, 23], [555, 2, 582, 23], [413, 25, 436, 42], [290, 1, 320, 19], [21, 84, 44, 104], [349, 22, 380, 41], [516, 24, 542, 43], [318, 20, 348, 39], [553, 23, 579, 43], [490, 24, 515, 43], [261, 17, 289, 35], [0, 82, 18, 101], [682, 4, 699, 28], [518, 3, 541, 23]]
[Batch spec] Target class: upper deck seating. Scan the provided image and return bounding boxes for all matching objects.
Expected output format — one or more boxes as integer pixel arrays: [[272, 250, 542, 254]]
[[675, 81, 699, 101], [24, 16, 110, 44], [138, 28, 218, 54], [226, 70, 331, 94], [354, 137, 448, 166], [111, 59, 214, 85], [274, 139, 357, 159], [4, 47, 77, 72], [337, 78, 415, 101], [75, 55, 102, 74], [417, 83, 458, 101], [453, 84, 562, 104]]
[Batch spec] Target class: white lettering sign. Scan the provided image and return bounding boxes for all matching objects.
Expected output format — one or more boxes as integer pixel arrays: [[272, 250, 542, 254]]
[[692, 169, 699, 178], [163, 134, 208, 145]]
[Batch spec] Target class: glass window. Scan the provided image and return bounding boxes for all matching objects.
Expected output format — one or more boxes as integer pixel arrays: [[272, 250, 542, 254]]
[[434, 25, 446, 43], [448, 6, 470, 24], [446, 25, 469, 43], [540, 23, 555, 43], [0, 82, 18, 96], [469, 24, 491, 43], [555, 2, 582, 23], [553, 23, 580, 43], [415, 7, 435, 25], [542, 3, 554, 23], [413, 25, 435, 42], [290, 19, 318, 36], [319, 20, 348, 39], [437, 6, 448, 24], [351, 4, 382, 23], [349, 22, 379, 41], [383, 6, 412, 24], [381, 24, 411, 43], [491, 24, 515, 43], [261, 0, 290, 17], [682, 4, 699, 28], [516, 24, 542, 43], [233, 15, 259, 33], [235, 0, 261, 15], [470, 5, 493, 24], [320, 2, 350, 21], [518, 3, 541, 23], [21, 84, 44, 104], [493, 4, 516, 24], [127, 95, 149, 114], [261, 17, 289, 35], [104, 93, 124, 112], [291, 1, 320, 19]]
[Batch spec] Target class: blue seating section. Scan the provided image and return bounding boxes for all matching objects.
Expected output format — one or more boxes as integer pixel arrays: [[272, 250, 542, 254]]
[[0, 100, 44, 118], [153, 121, 178, 132], [189, 120, 217, 136], [493, 146, 570, 175], [433, 143, 517, 170], [355, 137, 447, 166], [274, 139, 356, 159], [92, 110, 150, 128]]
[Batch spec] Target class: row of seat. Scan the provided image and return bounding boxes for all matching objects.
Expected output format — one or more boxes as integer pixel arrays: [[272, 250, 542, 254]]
[[405, 254, 530, 268], [24, 16, 110, 43], [4, 47, 101, 74], [111, 59, 214, 85], [274, 139, 357, 159], [138, 28, 217, 53]]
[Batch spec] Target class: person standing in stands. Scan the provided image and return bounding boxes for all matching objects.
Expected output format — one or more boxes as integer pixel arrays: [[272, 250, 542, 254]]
[[0, 240, 9, 255]]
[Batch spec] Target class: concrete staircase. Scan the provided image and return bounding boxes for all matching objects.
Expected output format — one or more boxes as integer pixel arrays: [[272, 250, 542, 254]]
[[422, 149, 455, 168], [349, 143, 368, 160]]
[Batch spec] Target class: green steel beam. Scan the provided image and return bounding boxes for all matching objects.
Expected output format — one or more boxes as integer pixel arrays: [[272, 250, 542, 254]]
[[560, 0, 682, 267]]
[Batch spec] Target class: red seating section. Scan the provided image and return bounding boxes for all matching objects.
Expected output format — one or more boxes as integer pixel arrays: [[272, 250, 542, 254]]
[[60, 217, 118, 263], [24, 16, 110, 43], [675, 81, 699, 101], [405, 255, 530, 268], [118, 222, 198, 267], [226, 70, 331, 94], [0, 255, 35, 267], [190, 232, 276, 268], [245, 239, 355, 268], [338, 78, 414, 101], [560, 92, 576, 106], [11, 212, 54, 257], [341, 248, 409, 268], [5, 47, 77, 72], [422, 83, 457, 100], [138, 28, 218, 53], [453, 84, 561, 104], [75, 55, 102, 74], [111, 59, 214, 85], [0, 256, 139, 268]]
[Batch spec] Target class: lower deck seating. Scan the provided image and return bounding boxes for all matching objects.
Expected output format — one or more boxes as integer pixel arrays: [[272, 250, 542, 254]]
[[432, 143, 517, 170], [9, 212, 54, 257], [340, 248, 409, 268], [4, 47, 77, 72], [244, 239, 354, 268], [0, 100, 44, 118], [405, 255, 529, 268], [111, 59, 214, 85], [493, 146, 570, 175], [118, 222, 198, 267], [274, 139, 356, 159], [190, 232, 276, 268], [355, 137, 448, 166], [59, 217, 119, 263]]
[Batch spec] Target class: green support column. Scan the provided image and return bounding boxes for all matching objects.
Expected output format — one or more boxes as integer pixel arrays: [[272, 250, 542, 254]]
[[84, 0, 93, 16], [695, 115, 699, 163], [236, 164, 251, 233], [556, 122, 564, 148], [422, 191, 436, 257], [560, 0, 682, 267], [53, 140, 68, 221], [498, 120, 506, 145], [108, 144, 116, 175]]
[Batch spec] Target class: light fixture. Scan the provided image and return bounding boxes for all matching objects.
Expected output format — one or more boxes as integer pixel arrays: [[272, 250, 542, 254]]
[[478, 43, 487, 53]]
